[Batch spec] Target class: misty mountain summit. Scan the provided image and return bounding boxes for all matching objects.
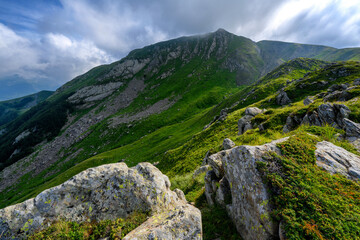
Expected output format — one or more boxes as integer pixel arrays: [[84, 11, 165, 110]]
[[1, 29, 360, 239]]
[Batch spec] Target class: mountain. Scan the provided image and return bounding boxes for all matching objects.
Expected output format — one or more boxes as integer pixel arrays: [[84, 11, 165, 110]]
[[0, 90, 53, 129], [1, 29, 360, 239]]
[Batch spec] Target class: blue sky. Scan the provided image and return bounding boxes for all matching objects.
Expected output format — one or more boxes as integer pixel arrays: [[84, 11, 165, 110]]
[[0, 0, 360, 100]]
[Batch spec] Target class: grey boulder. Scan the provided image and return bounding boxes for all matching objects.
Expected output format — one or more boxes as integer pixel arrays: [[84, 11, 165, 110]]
[[276, 90, 291, 106], [0, 162, 202, 239], [315, 141, 360, 179]]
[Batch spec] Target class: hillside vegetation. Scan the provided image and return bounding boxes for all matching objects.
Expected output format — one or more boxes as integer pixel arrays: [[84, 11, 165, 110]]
[[1, 29, 360, 239]]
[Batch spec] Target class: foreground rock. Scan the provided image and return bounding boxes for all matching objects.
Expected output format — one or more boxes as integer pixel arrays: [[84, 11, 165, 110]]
[[0, 163, 202, 239], [315, 141, 360, 179], [205, 137, 289, 240], [123, 204, 202, 240], [204, 137, 360, 239]]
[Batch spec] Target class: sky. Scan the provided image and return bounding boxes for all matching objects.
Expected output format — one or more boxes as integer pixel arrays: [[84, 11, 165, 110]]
[[0, 0, 360, 100]]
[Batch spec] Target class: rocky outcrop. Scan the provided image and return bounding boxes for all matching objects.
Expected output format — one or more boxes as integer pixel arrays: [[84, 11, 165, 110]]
[[123, 204, 202, 240], [205, 137, 289, 240], [303, 97, 313, 106], [68, 82, 124, 104], [204, 137, 360, 239], [315, 141, 360, 179], [343, 118, 360, 138], [223, 138, 235, 150], [283, 103, 350, 132], [0, 162, 202, 239], [276, 90, 291, 106], [238, 107, 266, 135]]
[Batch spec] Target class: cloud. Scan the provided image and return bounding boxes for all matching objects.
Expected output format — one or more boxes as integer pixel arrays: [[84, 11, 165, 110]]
[[1, 0, 360, 100], [0, 23, 114, 91], [260, 0, 360, 47]]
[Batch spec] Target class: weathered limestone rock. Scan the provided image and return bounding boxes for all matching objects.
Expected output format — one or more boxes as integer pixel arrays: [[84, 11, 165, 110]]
[[205, 137, 289, 240], [276, 90, 291, 106], [343, 118, 360, 138], [244, 107, 263, 117], [0, 163, 201, 239], [204, 170, 219, 206], [354, 78, 360, 85], [303, 97, 313, 106], [68, 82, 124, 104], [223, 138, 235, 150], [123, 204, 202, 240], [315, 141, 360, 179], [284, 103, 350, 132], [238, 107, 265, 135]]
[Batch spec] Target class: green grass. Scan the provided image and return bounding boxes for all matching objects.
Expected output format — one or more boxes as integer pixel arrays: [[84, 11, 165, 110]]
[[29, 211, 149, 240], [257, 133, 360, 240]]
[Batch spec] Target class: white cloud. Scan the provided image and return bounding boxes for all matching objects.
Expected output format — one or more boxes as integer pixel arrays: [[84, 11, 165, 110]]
[[0, 23, 46, 79]]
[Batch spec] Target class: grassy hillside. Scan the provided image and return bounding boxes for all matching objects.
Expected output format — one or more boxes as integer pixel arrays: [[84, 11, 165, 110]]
[[1, 30, 360, 239], [9, 58, 360, 240], [0, 90, 53, 128]]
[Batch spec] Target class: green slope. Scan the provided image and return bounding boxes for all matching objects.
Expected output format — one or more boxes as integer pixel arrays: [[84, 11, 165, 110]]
[[0, 90, 53, 128]]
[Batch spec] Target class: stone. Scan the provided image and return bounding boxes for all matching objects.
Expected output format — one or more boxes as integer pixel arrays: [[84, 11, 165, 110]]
[[0, 162, 201, 239], [208, 152, 225, 178], [204, 170, 219, 206], [223, 138, 235, 150], [244, 107, 263, 117], [238, 107, 266, 135], [343, 118, 360, 138], [123, 204, 202, 240], [323, 90, 352, 102], [303, 97, 313, 106], [214, 177, 231, 207], [354, 78, 360, 85], [315, 141, 360, 179], [276, 90, 291, 106], [205, 137, 289, 240]]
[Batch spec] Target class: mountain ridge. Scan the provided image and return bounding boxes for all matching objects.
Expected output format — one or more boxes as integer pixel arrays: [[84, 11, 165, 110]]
[[1, 29, 360, 239]]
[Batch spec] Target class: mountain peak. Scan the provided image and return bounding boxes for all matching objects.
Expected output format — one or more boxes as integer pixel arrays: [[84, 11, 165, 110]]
[[214, 28, 231, 35]]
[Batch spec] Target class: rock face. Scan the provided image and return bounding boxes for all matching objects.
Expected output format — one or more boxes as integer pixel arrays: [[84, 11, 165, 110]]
[[315, 141, 360, 179], [205, 137, 289, 240], [303, 97, 313, 106], [223, 138, 235, 150], [276, 90, 291, 106], [123, 204, 202, 240], [238, 107, 266, 135], [0, 163, 202, 239], [204, 137, 360, 240], [283, 103, 350, 132]]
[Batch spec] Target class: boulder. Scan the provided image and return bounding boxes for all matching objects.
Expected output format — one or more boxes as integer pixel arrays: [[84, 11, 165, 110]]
[[123, 204, 202, 240], [284, 103, 351, 132], [204, 137, 360, 239], [244, 107, 263, 117], [276, 90, 291, 106], [343, 118, 360, 138], [0, 163, 201, 239], [238, 107, 265, 135], [204, 137, 289, 240], [303, 97, 313, 106], [354, 78, 360, 85], [223, 138, 235, 150], [204, 170, 219, 206], [315, 141, 360, 179]]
